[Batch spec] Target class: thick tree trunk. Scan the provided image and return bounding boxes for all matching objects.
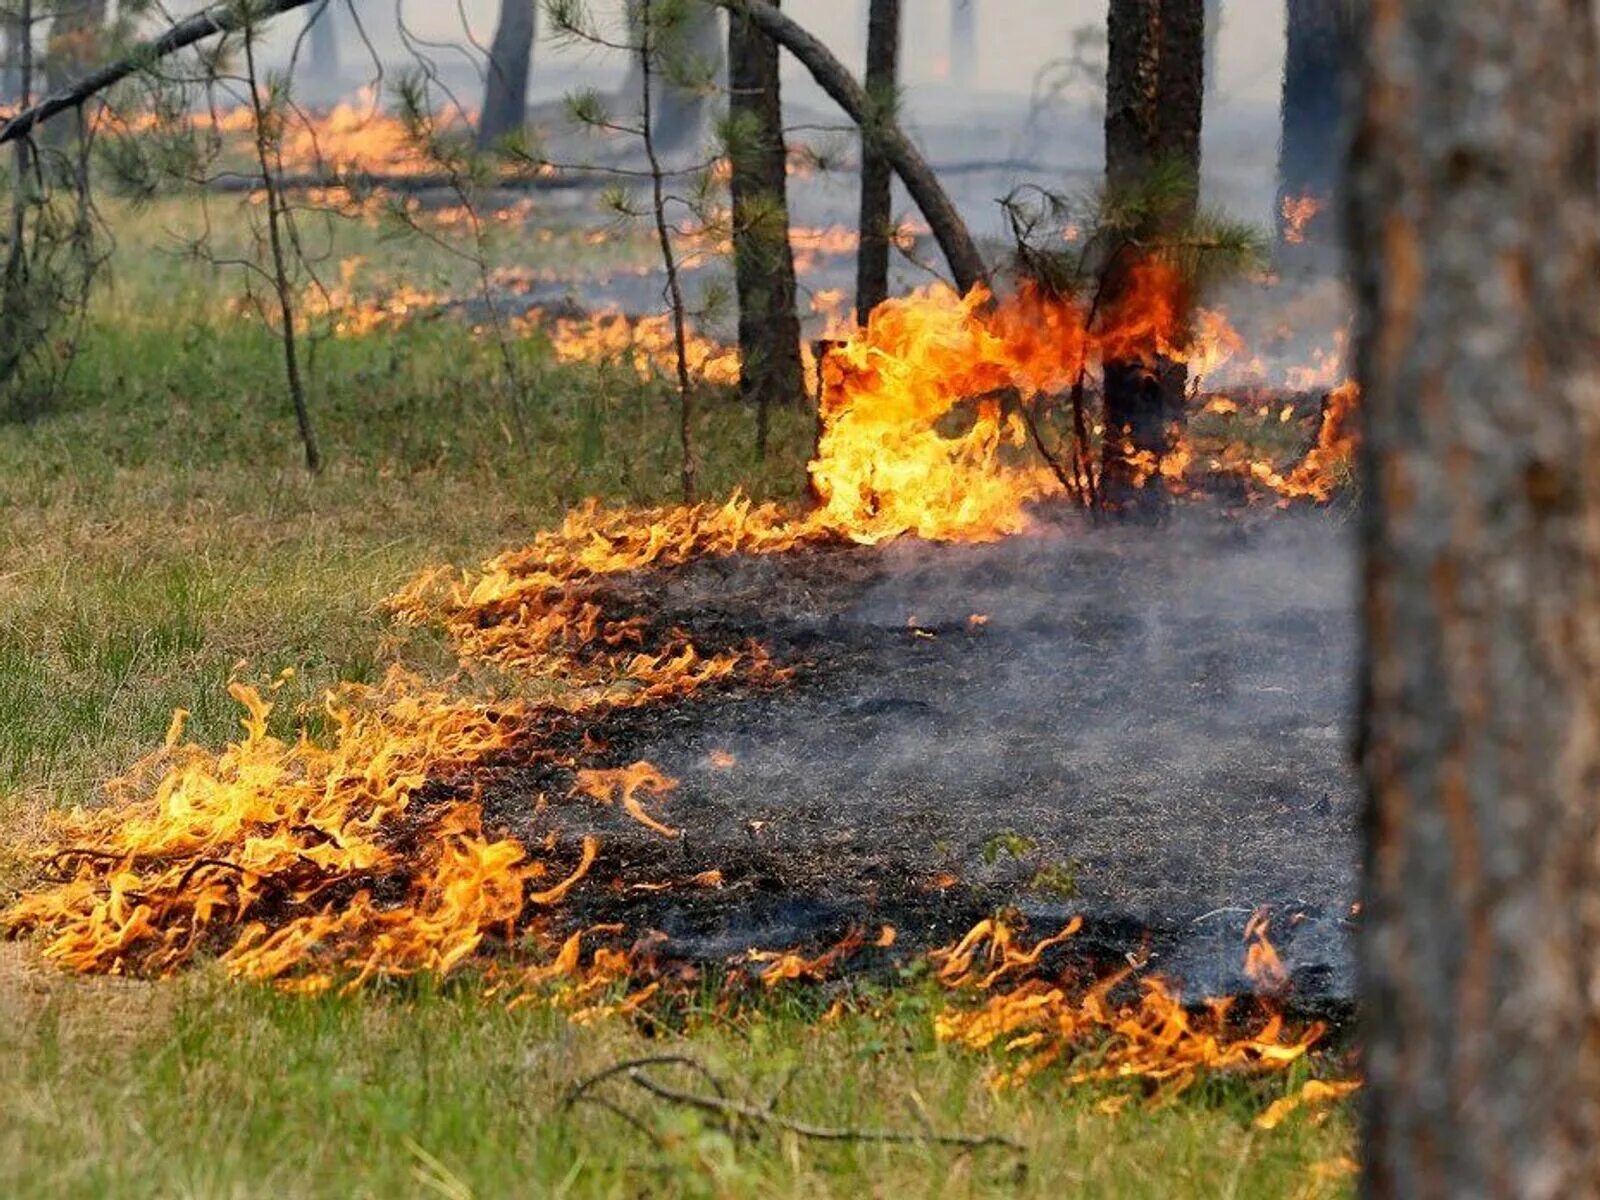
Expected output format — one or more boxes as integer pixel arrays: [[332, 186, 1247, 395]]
[[716, 0, 987, 294], [949, 0, 974, 90], [478, 0, 536, 148], [727, 0, 803, 457], [1099, 0, 1203, 516], [304, 0, 339, 86], [855, 0, 899, 324], [1275, 0, 1356, 271], [1351, 1, 1600, 1195]]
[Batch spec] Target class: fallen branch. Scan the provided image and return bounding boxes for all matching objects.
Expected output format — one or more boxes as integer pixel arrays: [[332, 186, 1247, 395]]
[[564, 1055, 1022, 1153], [713, 0, 989, 294], [0, 0, 320, 147]]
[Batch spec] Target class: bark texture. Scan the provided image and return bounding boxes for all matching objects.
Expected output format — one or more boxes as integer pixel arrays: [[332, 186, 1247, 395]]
[[1276, 0, 1356, 269], [1099, 0, 1203, 515], [854, 0, 899, 323], [727, 0, 804, 454], [717, 0, 987, 294], [478, 0, 536, 148], [1351, 1, 1600, 1195]]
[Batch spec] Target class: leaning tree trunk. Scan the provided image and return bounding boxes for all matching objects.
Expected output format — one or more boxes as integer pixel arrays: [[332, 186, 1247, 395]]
[[727, 0, 804, 458], [716, 0, 986, 294], [1351, 1, 1600, 1195], [1099, 0, 1203, 517], [1275, 0, 1356, 272], [478, 0, 536, 148], [855, 0, 900, 324]]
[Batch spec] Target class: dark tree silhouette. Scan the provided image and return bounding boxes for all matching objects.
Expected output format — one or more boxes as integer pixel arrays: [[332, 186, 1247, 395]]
[[727, 0, 803, 457], [478, 0, 536, 148], [1099, 0, 1203, 515], [1351, 0, 1600, 1193], [1275, 0, 1356, 270], [854, 0, 899, 324]]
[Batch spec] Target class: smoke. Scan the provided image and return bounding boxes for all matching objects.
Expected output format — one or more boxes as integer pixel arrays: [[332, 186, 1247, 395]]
[[491, 506, 1361, 1001]]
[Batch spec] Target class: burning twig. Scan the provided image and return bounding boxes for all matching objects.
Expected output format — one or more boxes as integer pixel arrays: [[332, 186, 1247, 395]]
[[563, 1055, 1022, 1153]]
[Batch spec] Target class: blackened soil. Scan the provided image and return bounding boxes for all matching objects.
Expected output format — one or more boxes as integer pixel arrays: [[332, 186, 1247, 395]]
[[473, 507, 1361, 1002]]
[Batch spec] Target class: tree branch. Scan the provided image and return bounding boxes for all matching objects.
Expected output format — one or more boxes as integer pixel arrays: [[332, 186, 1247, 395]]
[[0, 0, 321, 147], [713, 0, 988, 294]]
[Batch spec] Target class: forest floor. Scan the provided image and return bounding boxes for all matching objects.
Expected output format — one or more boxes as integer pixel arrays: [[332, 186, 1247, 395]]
[[0, 195, 1355, 1198]]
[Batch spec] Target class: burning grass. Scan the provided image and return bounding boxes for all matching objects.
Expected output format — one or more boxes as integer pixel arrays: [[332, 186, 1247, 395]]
[[2, 264, 1361, 1126]]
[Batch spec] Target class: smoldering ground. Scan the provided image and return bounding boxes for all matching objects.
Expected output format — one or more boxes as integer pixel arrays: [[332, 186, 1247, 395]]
[[473, 503, 1362, 1005]]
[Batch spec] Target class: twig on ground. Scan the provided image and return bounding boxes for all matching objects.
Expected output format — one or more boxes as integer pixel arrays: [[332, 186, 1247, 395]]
[[563, 1055, 1022, 1153]]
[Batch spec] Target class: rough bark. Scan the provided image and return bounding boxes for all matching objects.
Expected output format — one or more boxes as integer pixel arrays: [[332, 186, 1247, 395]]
[[1276, 0, 1356, 270], [854, 0, 899, 324], [0, 0, 320, 146], [1099, 0, 1204, 516], [949, 0, 974, 90], [727, 0, 803, 456], [477, 0, 536, 149], [716, 0, 987, 294], [1351, 1, 1600, 1195]]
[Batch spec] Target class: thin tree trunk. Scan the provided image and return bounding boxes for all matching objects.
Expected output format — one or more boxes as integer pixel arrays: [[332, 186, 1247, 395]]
[[638, 0, 697, 502], [715, 0, 987, 294], [727, 0, 803, 459], [243, 19, 320, 473], [478, 0, 536, 149], [1275, 0, 1356, 271], [855, 0, 899, 324], [1351, 1, 1600, 1194], [949, 0, 974, 90], [1099, 0, 1203, 517]]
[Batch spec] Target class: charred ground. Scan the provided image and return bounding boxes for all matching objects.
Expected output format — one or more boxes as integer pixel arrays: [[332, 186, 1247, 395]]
[[465, 505, 1360, 1004]]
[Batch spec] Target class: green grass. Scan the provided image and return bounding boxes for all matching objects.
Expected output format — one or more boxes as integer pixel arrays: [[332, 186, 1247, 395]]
[[0, 967, 1353, 1200], [0, 192, 1356, 1198]]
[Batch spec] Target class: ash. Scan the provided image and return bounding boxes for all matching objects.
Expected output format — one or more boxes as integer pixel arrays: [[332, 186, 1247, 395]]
[[481, 505, 1361, 1004]]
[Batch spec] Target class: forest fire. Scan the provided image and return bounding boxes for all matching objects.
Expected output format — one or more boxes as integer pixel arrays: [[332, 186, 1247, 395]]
[[3, 259, 1352, 1095]]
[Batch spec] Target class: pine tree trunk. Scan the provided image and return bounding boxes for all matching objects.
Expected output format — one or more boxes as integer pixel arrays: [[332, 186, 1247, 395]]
[[478, 0, 536, 149], [1099, 0, 1203, 517], [855, 0, 899, 325], [1351, 1, 1600, 1194], [728, 0, 804, 458], [1275, 0, 1355, 271]]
